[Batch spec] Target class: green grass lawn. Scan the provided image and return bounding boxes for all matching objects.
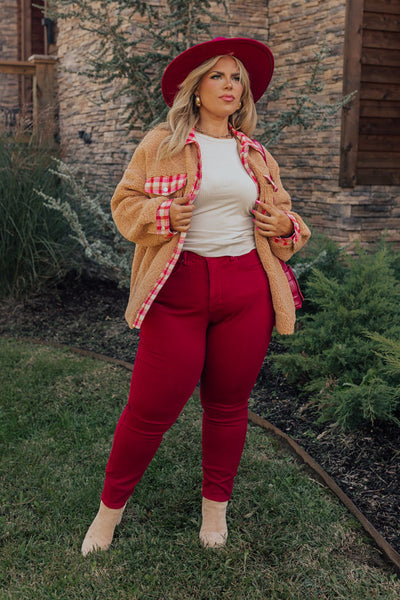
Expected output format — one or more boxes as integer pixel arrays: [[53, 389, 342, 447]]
[[1, 338, 399, 600]]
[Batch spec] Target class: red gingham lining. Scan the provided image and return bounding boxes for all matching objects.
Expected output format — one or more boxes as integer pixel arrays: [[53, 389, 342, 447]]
[[273, 212, 300, 246], [156, 199, 175, 236], [150, 175, 187, 235], [230, 126, 262, 194], [263, 173, 279, 192]]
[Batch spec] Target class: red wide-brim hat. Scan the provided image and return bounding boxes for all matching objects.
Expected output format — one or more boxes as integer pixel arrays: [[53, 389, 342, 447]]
[[161, 37, 274, 107]]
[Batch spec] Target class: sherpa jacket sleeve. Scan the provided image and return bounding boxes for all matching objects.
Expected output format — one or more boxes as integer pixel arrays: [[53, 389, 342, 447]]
[[110, 138, 177, 247], [261, 147, 311, 262]]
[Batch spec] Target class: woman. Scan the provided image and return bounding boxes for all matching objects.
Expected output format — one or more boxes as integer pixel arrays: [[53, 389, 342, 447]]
[[81, 37, 311, 556]]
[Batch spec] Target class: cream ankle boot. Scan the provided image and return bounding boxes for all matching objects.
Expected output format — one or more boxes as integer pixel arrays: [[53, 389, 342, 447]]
[[81, 501, 126, 556], [199, 497, 228, 548]]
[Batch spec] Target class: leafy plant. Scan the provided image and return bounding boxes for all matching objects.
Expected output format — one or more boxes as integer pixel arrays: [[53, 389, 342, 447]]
[[272, 244, 400, 429], [36, 159, 133, 288], [47, 0, 230, 130], [257, 42, 356, 147]]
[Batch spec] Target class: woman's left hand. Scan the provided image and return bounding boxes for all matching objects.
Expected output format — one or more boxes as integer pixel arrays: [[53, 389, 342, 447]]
[[252, 201, 294, 238]]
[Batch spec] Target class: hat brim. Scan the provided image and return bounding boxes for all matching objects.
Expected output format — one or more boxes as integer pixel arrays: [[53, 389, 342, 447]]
[[161, 37, 274, 107]]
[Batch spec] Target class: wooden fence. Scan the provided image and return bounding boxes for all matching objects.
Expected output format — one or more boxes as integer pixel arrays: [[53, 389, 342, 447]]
[[0, 55, 57, 143]]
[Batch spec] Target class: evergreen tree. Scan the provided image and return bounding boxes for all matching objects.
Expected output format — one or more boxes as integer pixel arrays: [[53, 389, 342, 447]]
[[272, 244, 400, 429]]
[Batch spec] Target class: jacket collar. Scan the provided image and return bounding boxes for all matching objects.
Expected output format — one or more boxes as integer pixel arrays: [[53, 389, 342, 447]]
[[229, 124, 265, 157], [186, 128, 197, 145]]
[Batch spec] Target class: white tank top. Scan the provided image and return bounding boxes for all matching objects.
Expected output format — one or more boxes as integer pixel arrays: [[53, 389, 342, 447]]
[[182, 132, 258, 257]]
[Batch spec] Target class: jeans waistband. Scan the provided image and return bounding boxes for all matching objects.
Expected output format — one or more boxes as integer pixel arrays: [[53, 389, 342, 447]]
[[179, 249, 259, 266]]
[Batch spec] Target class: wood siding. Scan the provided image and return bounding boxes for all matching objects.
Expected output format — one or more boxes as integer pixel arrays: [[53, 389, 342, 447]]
[[340, 0, 364, 187], [31, 2, 45, 55], [358, 0, 400, 185]]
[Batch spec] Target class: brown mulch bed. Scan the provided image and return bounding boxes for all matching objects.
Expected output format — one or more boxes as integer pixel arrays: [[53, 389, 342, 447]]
[[1, 274, 399, 555]]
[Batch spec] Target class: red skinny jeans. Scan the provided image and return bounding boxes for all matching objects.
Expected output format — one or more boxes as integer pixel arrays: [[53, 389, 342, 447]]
[[101, 250, 274, 508]]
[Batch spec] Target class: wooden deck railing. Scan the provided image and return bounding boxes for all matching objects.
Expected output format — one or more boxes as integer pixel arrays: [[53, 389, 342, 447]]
[[0, 55, 57, 143]]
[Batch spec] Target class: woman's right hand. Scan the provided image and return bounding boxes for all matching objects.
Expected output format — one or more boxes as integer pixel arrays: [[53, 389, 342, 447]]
[[169, 197, 194, 232]]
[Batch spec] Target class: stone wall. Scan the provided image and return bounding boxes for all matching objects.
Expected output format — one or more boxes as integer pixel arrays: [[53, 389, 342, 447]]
[[266, 0, 400, 246], [0, 1, 19, 113], [55, 16, 134, 191]]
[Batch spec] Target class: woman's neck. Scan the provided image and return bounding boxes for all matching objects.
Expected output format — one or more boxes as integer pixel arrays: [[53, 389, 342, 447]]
[[195, 118, 231, 139]]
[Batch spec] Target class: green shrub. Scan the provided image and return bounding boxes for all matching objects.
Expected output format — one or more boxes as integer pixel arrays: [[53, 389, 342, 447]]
[[272, 244, 400, 430], [0, 131, 78, 298], [287, 231, 348, 313]]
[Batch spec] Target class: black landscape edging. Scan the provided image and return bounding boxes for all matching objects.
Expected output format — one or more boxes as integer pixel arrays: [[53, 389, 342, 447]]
[[247, 409, 400, 575]]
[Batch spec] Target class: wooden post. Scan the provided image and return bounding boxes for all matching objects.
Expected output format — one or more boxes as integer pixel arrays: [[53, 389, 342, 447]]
[[339, 0, 364, 188], [28, 54, 57, 144], [19, 0, 32, 106]]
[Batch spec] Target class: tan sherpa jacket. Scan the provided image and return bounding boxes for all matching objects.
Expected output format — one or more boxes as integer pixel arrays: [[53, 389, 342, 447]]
[[111, 126, 311, 335]]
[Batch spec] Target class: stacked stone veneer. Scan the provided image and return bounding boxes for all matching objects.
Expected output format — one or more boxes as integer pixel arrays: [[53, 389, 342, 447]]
[[0, 1, 19, 113], [55, 18, 134, 192], [267, 0, 400, 246]]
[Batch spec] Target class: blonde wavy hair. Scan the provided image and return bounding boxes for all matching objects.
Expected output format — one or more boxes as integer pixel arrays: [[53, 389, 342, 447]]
[[157, 55, 258, 160]]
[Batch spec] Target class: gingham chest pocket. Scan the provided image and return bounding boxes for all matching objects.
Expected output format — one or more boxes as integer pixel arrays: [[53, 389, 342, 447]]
[[144, 174, 187, 196]]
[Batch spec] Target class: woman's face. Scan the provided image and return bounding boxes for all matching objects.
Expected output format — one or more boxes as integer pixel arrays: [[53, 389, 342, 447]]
[[196, 56, 243, 121]]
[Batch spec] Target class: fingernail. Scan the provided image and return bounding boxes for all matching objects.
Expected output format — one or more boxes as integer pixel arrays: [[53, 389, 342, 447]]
[[255, 200, 260, 204]]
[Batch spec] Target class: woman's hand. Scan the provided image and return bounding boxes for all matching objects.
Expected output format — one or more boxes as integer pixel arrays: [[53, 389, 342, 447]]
[[252, 201, 294, 238], [169, 196, 194, 233]]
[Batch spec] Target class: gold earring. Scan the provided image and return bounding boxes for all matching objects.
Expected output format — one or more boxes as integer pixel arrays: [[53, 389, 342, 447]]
[[195, 95, 201, 107], [238, 101, 242, 110]]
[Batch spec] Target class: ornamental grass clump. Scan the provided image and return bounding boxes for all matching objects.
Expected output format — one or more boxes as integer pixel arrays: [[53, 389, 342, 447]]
[[0, 130, 78, 298], [272, 243, 400, 430]]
